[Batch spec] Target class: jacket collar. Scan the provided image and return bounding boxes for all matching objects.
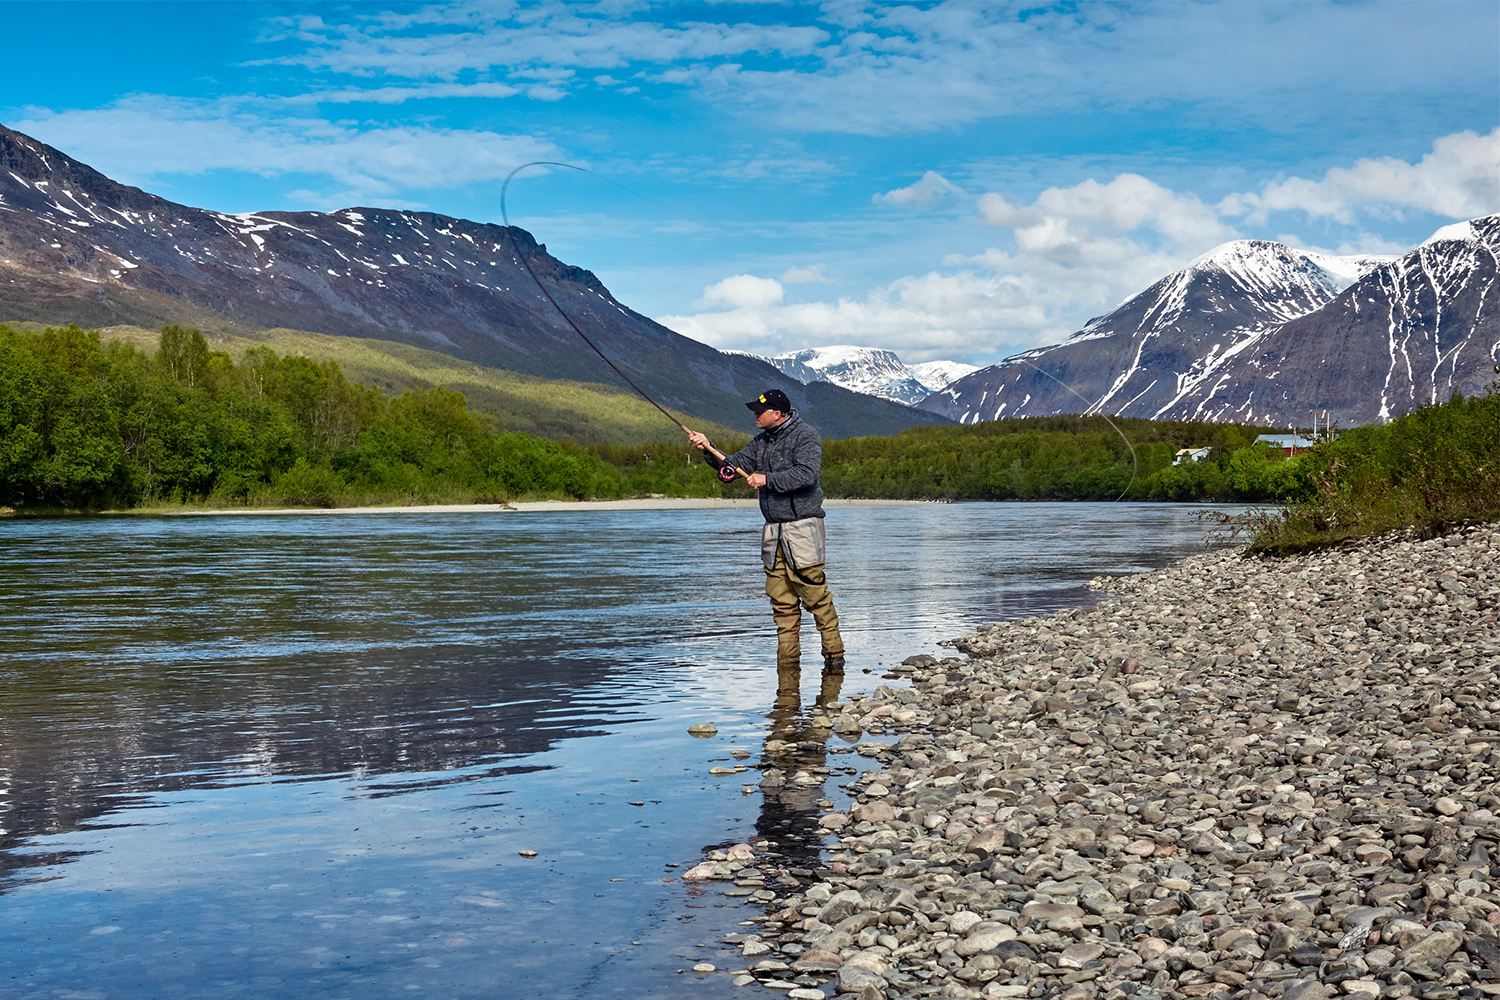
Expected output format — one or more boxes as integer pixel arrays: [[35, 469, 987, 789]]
[[766, 410, 799, 437]]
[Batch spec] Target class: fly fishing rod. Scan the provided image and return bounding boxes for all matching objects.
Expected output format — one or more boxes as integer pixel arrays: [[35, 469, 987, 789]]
[[500, 161, 750, 483]]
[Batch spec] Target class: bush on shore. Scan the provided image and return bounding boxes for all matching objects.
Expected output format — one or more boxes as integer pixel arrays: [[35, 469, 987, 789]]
[[1250, 391, 1500, 553]]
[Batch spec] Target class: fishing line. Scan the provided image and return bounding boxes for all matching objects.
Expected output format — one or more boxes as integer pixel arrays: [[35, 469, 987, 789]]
[[500, 161, 691, 436], [499, 160, 1143, 504]]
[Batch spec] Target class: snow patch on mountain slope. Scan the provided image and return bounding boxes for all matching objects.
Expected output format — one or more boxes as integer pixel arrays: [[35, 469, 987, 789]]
[[910, 359, 979, 391]]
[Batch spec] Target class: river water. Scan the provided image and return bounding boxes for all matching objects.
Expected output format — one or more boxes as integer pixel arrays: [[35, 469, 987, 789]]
[[0, 502, 1235, 999]]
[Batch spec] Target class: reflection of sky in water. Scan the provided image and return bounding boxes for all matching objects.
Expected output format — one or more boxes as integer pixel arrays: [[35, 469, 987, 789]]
[[0, 503, 1237, 998]]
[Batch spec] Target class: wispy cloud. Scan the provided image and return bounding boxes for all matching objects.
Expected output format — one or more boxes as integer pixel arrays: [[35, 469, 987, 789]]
[[253, 2, 1498, 136], [283, 81, 522, 104], [11, 96, 562, 206], [874, 171, 962, 210], [268, 5, 828, 82]]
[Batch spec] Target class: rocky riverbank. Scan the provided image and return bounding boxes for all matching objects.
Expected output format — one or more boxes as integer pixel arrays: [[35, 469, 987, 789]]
[[689, 522, 1500, 1000]]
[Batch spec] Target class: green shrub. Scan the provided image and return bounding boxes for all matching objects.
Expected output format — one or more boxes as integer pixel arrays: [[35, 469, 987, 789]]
[[1252, 392, 1500, 553], [273, 458, 344, 508]]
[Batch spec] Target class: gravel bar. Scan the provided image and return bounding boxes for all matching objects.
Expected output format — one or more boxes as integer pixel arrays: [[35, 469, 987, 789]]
[[690, 523, 1500, 1000]]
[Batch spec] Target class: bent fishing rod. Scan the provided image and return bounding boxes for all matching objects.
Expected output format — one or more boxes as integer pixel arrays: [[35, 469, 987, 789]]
[[500, 161, 751, 483]]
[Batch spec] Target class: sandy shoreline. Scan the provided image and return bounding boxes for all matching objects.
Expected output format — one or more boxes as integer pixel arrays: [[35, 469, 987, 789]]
[[130, 497, 928, 516]]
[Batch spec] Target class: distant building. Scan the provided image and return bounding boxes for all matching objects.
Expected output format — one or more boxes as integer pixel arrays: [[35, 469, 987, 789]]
[[1173, 447, 1212, 466], [1256, 433, 1318, 456]]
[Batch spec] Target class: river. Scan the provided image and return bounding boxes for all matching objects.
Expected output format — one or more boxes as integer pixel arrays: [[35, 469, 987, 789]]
[[0, 502, 1238, 999]]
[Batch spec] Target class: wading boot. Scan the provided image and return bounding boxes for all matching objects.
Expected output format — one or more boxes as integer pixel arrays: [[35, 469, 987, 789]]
[[822, 649, 845, 674]]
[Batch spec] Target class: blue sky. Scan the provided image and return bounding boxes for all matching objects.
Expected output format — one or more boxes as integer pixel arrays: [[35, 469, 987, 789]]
[[4, 1, 1497, 364]]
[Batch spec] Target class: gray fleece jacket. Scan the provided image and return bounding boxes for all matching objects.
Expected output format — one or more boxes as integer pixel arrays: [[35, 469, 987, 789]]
[[713, 411, 825, 524]]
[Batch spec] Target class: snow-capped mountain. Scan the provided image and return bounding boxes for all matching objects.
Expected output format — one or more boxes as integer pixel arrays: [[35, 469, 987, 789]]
[[919, 225, 1497, 428], [762, 346, 978, 405], [0, 122, 945, 438], [1207, 217, 1500, 424]]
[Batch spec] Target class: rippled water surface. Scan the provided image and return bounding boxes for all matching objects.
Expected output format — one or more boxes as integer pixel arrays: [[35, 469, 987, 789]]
[[0, 503, 1233, 998]]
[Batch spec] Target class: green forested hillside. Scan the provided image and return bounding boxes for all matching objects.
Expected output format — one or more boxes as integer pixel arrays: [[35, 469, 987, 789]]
[[0, 324, 748, 508], [74, 323, 744, 446], [0, 322, 1318, 512]]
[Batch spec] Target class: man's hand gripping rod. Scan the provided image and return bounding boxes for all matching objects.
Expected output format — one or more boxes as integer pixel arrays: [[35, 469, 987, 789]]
[[685, 430, 751, 483]]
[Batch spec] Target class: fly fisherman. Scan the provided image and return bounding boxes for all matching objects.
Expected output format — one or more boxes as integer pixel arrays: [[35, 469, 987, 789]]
[[686, 389, 845, 673]]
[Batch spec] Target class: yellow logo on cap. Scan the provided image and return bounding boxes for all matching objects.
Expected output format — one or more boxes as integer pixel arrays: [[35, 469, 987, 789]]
[[759, 395, 767, 403]]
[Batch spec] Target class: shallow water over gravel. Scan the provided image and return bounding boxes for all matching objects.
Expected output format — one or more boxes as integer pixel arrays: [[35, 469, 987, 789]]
[[0, 503, 1232, 999]]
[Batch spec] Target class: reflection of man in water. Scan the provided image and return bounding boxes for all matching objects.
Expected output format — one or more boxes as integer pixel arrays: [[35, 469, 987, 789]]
[[686, 388, 845, 672], [755, 666, 843, 865]]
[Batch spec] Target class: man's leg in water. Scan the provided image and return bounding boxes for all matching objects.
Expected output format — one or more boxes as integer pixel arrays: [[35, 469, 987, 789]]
[[786, 561, 843, 662], [764, 550, 802, 666]]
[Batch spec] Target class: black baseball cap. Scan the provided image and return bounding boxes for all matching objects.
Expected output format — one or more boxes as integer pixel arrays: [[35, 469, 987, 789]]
[[747, 388, 792, 414]]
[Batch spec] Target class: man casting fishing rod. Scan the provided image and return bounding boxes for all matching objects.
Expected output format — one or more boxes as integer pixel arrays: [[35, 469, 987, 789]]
[[685, 389, 845, 673]]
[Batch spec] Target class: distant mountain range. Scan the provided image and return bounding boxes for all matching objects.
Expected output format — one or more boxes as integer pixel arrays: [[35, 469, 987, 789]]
[[919, 219, 1500, 428], [733, 345, 978, 405], [0, 123, 944, 439]]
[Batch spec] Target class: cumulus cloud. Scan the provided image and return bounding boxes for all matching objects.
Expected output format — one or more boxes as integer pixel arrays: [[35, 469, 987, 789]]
[[660, 267, 1056, 362], [874, 171, 962, 209], [980, 174, 1233, 255], [960, 172, 1239, 339], [1219, 128, 1500, 224], [11, 96, 562, 205], [697, 274, 784, 310]]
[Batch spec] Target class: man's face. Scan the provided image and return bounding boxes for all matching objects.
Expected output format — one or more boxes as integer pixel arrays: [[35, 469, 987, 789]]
[[754, 408, 785, 429]]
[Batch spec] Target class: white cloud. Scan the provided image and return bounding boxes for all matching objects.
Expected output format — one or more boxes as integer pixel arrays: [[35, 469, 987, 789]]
[[1219, 128, 1500, 224], [697, 274, 784, 310], [874, 170, 962, 209], [1273, 232, 1410, 258], [11, 96, 562, 205], [654, 128, 1498, 365], [779, 265, 830, 284], [284, 81, 522, 104], [273, 7, 829, 83], [981, 174, 1233, 254]]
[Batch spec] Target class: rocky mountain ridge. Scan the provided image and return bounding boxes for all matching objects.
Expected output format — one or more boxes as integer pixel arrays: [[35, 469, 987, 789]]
[[0, 122, 944, 438], [920, 223, 1499, 428], [757, 345, 978, 406]]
